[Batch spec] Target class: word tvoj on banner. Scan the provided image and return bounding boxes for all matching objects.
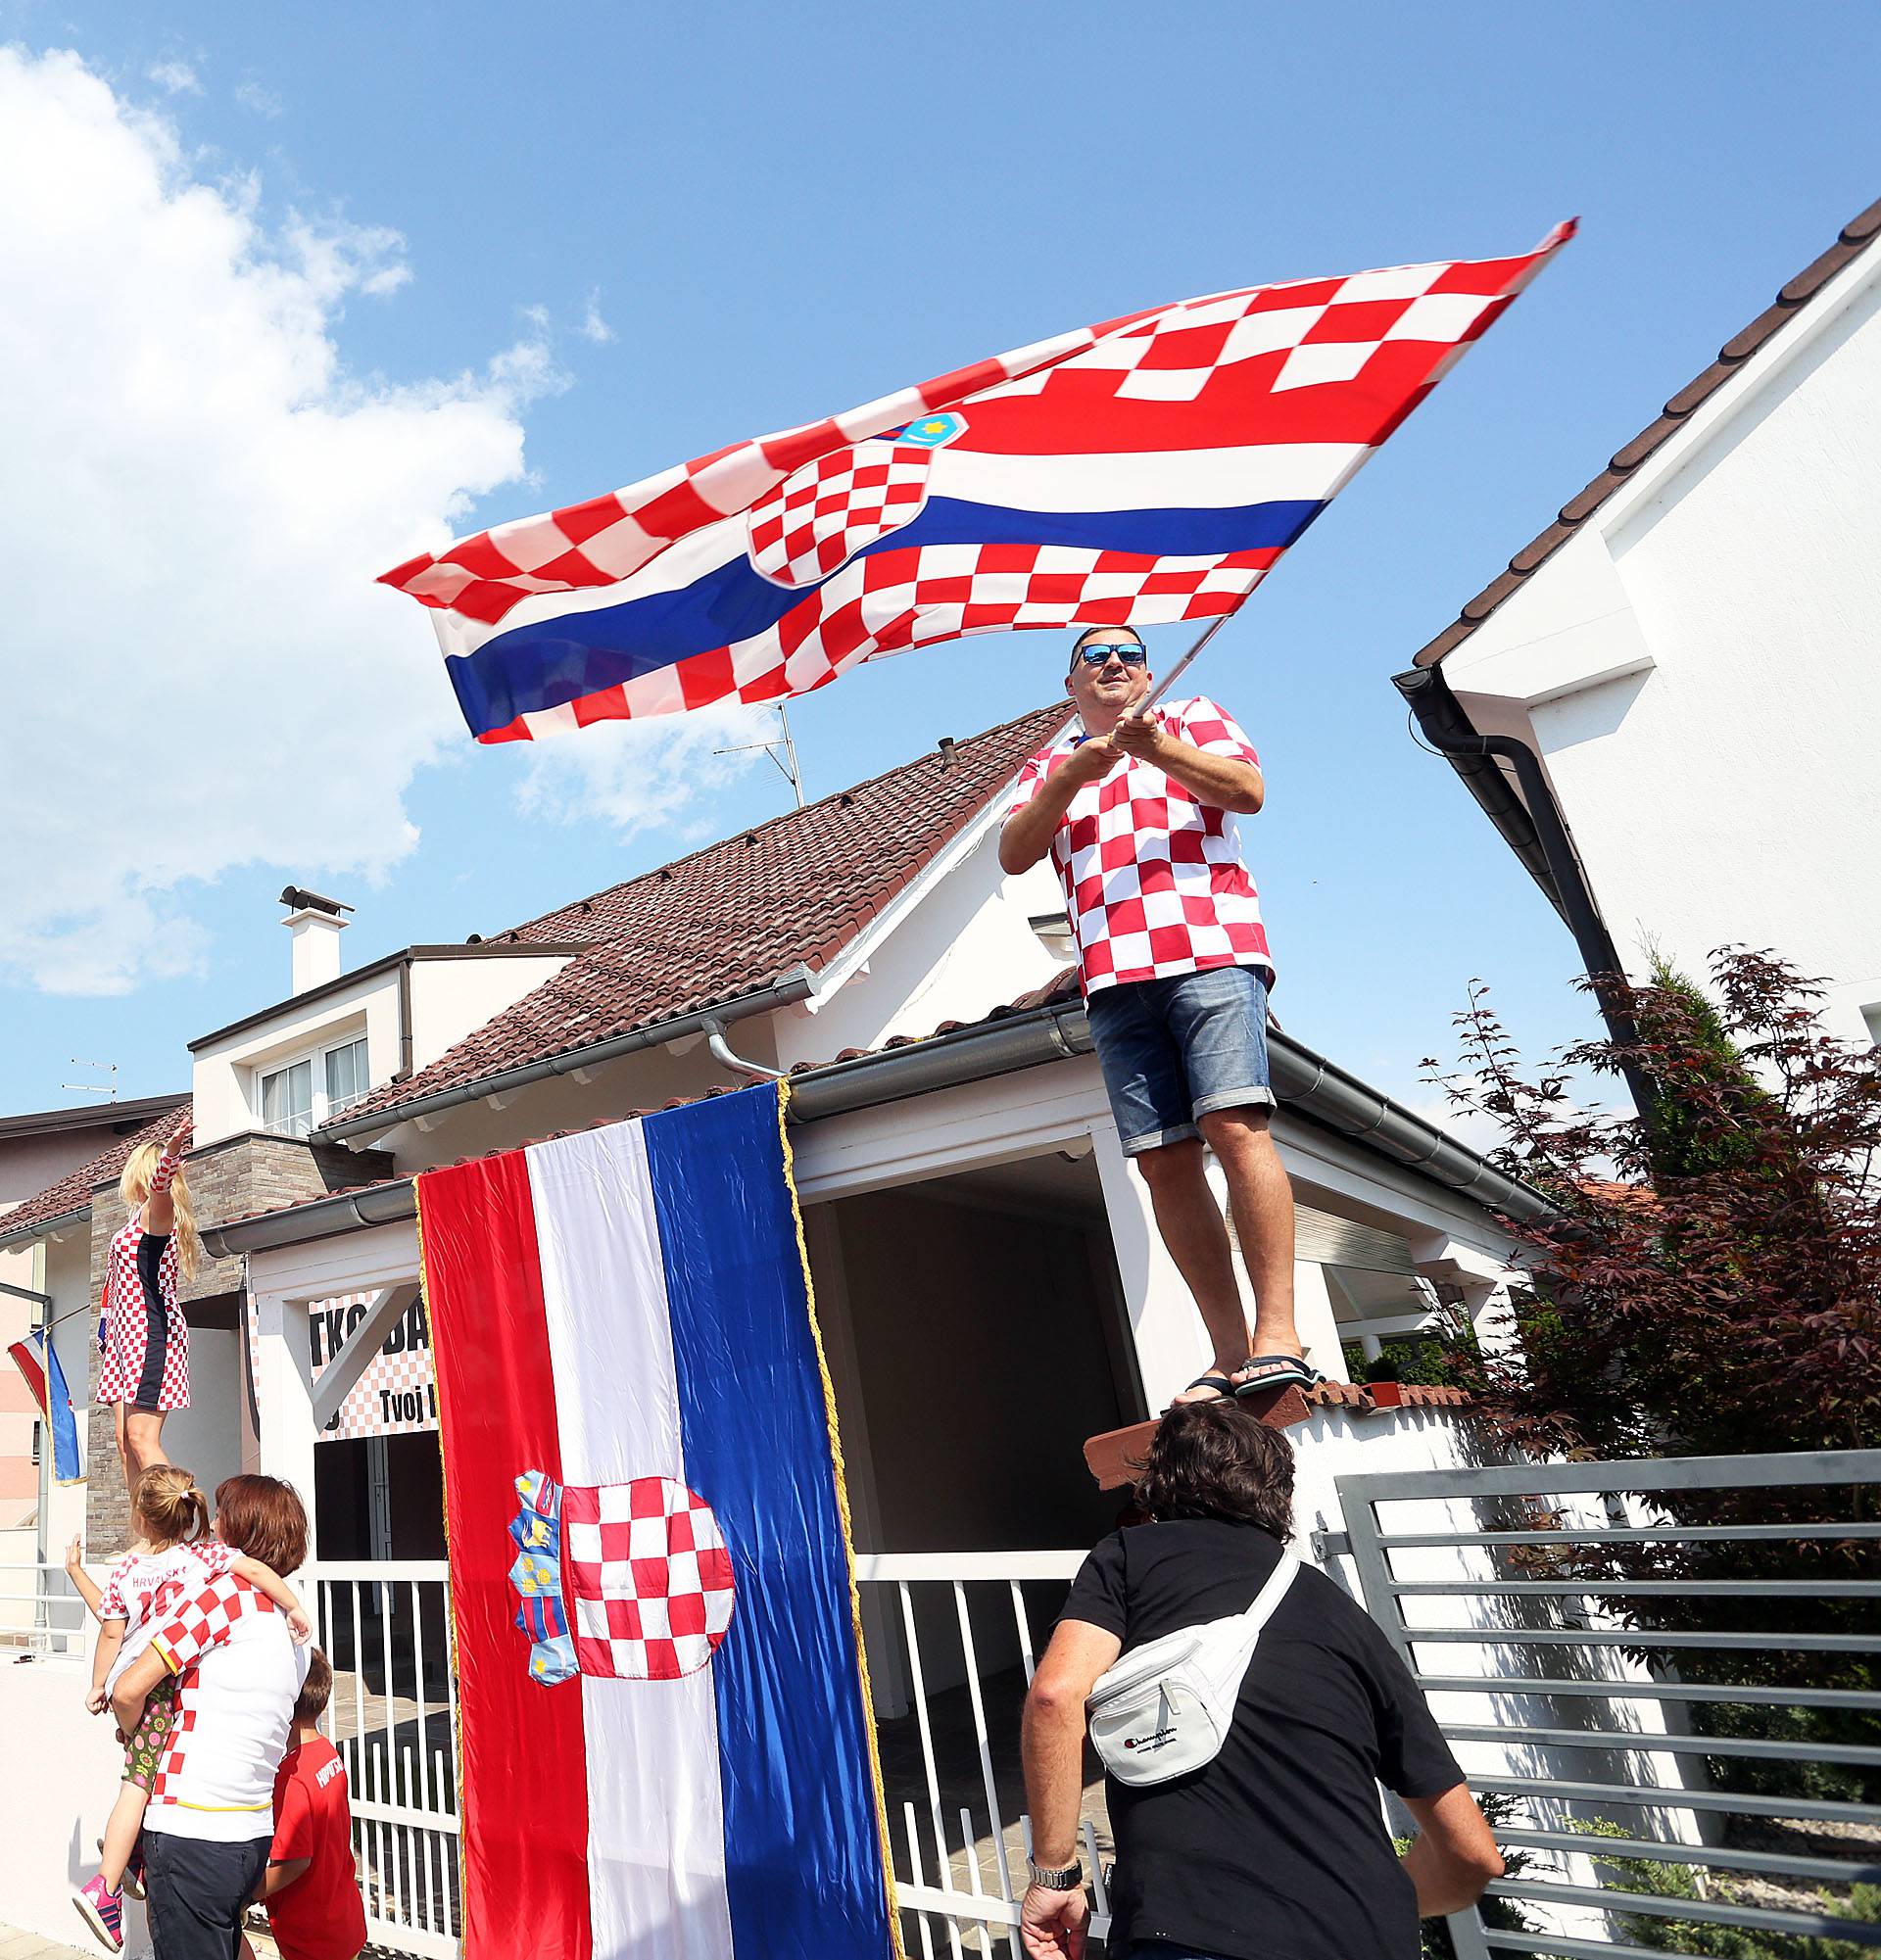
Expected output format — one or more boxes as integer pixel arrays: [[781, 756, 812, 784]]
[[415, 1081, 898, 1960]]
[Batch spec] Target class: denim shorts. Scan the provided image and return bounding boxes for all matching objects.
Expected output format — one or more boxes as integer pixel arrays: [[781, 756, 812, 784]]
[[1085, 965, 1274, 1156]]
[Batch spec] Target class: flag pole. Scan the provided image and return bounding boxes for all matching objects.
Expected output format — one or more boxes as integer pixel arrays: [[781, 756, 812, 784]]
[[1128, 610, 1233, 719]]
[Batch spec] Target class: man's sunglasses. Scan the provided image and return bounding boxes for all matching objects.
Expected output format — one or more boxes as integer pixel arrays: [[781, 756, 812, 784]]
[[1073, 643, 1148, 668]]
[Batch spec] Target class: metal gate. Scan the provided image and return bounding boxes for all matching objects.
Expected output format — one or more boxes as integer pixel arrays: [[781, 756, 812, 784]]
[[1335, 1448, 1881, 1960]]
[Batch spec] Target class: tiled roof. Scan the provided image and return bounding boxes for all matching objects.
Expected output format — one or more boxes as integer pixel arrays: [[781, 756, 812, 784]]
[[331, 704, 1072, 1129], [1411, 196, 1881, 669], [0, 1100, 192, 1248]]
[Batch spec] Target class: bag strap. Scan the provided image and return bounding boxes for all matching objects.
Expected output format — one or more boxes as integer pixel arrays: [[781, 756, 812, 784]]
[[1237, 1550, 1298, 1636]]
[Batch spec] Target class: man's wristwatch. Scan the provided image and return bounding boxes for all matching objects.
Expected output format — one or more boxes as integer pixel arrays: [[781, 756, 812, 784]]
[[1027, 1857, 1084, 1891]]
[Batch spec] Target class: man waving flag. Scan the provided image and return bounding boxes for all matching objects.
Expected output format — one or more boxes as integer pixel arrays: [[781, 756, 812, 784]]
[[382, 224, 1573, 743]]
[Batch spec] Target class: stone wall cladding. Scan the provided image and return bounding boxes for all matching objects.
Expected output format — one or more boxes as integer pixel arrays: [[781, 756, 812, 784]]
[[83, 1132, 394, 1551]]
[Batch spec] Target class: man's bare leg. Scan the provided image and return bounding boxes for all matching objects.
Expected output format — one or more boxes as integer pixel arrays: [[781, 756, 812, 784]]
[[1199, 1107, 1301, 1359], [1133, 1138, 1255, 1402]]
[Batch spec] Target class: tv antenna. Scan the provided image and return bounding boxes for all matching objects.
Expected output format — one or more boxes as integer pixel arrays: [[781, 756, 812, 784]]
[[62, 1058, 119, 1102], [715, 702, 805, 808]]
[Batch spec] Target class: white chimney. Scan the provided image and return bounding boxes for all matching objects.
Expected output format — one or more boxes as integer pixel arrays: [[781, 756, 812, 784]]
[[279, 886, 353, 994]]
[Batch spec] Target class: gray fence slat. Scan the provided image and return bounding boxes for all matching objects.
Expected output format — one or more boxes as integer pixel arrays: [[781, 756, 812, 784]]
[[1338, 1447, 1881, 1502], [1402, 1627, 1881, 1651], [1486, 1876, 1881, 1944], [1377, 1521, 1881, 1547], [1470, 1774, 1881, 1826], [1444, 1724, 1881, 1765], [1388, 1577, 1881, 1597], [1416, 1674, 1881, 1710], [1494, 1827, 1881, 1886], [1484, 1938, 1700, 1960]]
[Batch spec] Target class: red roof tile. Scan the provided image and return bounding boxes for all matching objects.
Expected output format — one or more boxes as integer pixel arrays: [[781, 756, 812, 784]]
[[0, 1100, 192, 1246], [331, 704, 1072, 1129], [1411, 196, 1881, 669]]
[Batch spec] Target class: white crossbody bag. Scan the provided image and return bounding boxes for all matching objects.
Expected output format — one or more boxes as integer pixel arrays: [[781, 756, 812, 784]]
[[1085, 1552, 1297, 1787]]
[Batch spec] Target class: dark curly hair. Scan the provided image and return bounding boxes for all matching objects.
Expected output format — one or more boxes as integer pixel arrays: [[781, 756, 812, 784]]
[[1133, 1399, 1295, 1542]]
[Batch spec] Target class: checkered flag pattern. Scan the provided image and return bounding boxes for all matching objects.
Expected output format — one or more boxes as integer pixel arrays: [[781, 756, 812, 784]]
[[748, 441, 934, 588], [154, 1572, 276, 1673], [562, 1475, 737, 1682], [95, 1216, 188, 1410], [1009, 695, 1274, 993], [150, 1574, 276, 1801], [381, 224, 1574, 740]]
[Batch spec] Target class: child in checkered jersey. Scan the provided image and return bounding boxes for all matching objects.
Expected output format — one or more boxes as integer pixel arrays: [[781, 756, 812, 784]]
[[64, 1464, 313, 1954]]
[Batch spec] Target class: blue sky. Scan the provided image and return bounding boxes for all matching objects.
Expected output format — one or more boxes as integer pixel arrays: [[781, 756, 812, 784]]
[[2, 0, 1876, 1123]]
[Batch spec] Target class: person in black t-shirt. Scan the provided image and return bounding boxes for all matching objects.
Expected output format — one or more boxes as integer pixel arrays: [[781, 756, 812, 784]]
[[1019, 1402, 1502, 1960]]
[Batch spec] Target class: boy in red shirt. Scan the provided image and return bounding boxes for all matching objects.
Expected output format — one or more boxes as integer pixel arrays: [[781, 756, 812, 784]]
[[247, 1648, 367, 1960]]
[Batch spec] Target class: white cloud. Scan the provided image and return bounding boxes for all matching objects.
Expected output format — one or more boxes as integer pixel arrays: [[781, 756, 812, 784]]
[[233, 75, 282, 118], [577, 290, 615, 344], [513, 702, 778, 837], [146, 58, 200, 96], [0, 48, 560, 995]]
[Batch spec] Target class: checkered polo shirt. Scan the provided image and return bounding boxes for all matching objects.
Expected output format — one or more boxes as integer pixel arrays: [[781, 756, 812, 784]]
[[1006, 695, 1274, 996]]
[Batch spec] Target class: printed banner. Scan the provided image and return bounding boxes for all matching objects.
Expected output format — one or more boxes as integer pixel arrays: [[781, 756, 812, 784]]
[[416, 1082, 896, 1960], [242, 1290, 439, 1442]]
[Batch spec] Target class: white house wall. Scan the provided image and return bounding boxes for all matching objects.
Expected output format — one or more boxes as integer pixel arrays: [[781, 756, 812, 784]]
[[1439, 249, 1881, 1042], [404, 953, 577, 1074], [192, 968, 401, 1143], [772, 835, 1066, 1070]]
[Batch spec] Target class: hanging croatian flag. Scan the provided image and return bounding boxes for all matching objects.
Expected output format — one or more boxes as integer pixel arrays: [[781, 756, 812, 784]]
[[382, 224, 1574, 742], [6, 1328, 82, 1484], [416, 1084, 896, 1960]]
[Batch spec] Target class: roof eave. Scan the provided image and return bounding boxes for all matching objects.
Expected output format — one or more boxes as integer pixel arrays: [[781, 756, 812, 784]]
[[1409, 195, 1881, 672]]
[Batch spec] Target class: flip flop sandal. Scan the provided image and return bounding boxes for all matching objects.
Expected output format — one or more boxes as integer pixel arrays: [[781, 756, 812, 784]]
[[1231, 1354, 1321, 1396], [1165, 1370, 1238, 1412]]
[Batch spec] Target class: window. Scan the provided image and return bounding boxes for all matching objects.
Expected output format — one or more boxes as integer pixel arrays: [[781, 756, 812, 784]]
[[325, 1036, 369, 1116], [260, 1059, 314, 1138], [258, 1035, 371, 1136]]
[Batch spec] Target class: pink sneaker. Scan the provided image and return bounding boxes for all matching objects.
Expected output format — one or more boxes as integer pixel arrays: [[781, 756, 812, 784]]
[[72, 1873, 124, 1952]]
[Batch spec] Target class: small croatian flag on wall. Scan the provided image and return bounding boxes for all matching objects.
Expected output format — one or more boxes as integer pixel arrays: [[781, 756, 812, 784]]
[[382, 224, 1573, 741], [6, 1328, 82, 1484], [416, 1084, 896, 1960]]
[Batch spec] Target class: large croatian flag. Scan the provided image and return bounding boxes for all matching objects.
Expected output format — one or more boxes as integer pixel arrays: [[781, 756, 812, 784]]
[[417, 1086, 896, 1960], [383, 225, 1574, 742]]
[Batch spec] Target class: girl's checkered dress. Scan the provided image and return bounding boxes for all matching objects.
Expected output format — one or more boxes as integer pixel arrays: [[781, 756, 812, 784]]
[[95, 1213, 190, 1411]]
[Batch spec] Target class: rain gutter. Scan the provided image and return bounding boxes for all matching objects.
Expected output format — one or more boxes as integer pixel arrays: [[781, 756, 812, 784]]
[[318, 966, 818, 1144], [1393, 662, 1655, 1122]]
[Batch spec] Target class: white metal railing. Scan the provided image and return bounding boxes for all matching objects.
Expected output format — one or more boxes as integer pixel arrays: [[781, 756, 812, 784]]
[[0, 1559, 88, 1655], [853, 1550, 1109, 1957], [306, 1559, 458, 1960], [9, 1546, 1099, 1958]]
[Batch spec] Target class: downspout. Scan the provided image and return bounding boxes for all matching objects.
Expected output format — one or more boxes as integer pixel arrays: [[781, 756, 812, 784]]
[[1394, 663, 1657, 1123], [395, 955, 414, 1082], [702, 1017, 786, 1081]]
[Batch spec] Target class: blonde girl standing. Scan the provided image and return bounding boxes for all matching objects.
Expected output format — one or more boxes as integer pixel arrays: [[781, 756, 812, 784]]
[[96, 1117, 198, 1502]]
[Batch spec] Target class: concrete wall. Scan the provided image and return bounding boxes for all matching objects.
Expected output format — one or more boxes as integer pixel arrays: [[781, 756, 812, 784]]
[[1441, 249, 1881, 1043], [0, 1652, 155, 1955]]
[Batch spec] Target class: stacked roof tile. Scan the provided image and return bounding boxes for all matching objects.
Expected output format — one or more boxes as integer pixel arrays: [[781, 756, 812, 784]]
[[332, 703, 1071, 1128], [0, 1100, 191, 1247]]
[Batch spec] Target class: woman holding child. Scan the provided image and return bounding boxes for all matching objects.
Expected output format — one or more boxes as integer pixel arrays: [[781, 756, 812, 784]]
[[80, 1472, 315, 1960]]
